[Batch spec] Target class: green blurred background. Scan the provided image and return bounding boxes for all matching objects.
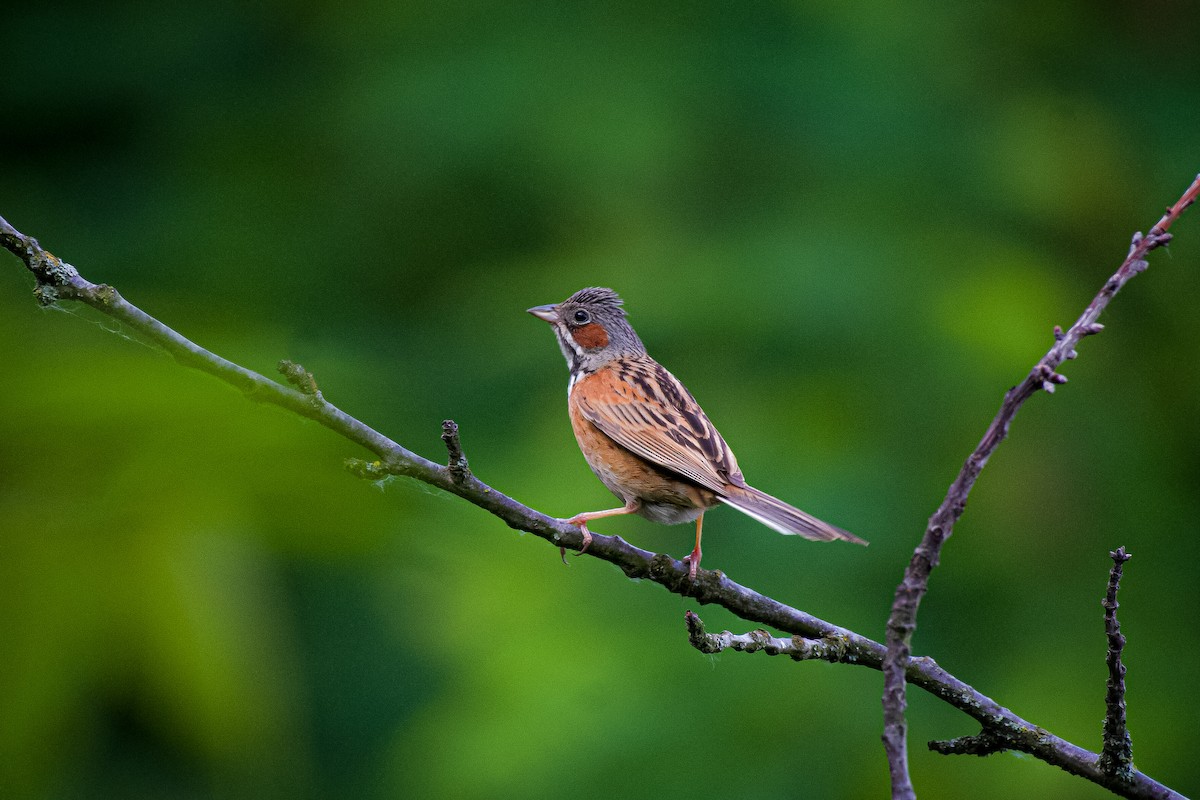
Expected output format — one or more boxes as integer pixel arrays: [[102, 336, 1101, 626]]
[[2, 3, 1198, 798]]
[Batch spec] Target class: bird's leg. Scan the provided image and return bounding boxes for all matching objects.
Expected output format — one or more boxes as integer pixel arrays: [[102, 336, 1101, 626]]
[[682, 513, 704, 580], [561, 499, 640, 561]]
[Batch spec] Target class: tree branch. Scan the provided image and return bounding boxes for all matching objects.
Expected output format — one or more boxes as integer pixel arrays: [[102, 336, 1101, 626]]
[[1, 202, 1191, 800], [880, 174, 1200, 799], [928, 730, 1009, 757], [684, 611, 853, 663], [1099, 547, 1135, 780], [685, 608, 1183, 799], [0, 210, 892, 626]]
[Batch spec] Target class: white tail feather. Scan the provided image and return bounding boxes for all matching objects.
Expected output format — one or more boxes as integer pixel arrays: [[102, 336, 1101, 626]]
[[721, 486, 867, 545]]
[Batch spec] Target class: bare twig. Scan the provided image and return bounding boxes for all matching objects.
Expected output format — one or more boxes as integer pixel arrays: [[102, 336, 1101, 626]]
[[441, 419, 472, 484], [880, 174, 1200, 799], [684, 611, 852, 663], [928, 730, 1009, 757], [1099, 547, 1135, 780]]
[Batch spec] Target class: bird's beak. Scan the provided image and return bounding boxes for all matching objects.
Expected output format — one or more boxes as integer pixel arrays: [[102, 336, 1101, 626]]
[[527, 304, 557, 323]]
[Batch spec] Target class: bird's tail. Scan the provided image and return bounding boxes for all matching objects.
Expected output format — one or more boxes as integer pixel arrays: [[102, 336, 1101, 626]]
[[720, 485, 867, 545]]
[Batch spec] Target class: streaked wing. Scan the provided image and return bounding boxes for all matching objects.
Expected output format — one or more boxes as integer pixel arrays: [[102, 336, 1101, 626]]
[[573, 356, 743, 493]]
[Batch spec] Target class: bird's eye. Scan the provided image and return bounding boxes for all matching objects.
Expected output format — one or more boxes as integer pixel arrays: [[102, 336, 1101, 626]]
[[572, 309, 591, 325]]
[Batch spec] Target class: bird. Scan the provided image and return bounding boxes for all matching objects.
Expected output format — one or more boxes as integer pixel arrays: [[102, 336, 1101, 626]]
[[528, 287, 866, 579]]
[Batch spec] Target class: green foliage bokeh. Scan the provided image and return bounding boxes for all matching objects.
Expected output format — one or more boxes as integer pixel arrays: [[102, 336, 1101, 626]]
[[1, 3, 1198, 798]]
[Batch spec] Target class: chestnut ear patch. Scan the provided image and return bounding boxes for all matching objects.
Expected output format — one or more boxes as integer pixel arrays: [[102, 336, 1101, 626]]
[[570, 322, 609, 349]]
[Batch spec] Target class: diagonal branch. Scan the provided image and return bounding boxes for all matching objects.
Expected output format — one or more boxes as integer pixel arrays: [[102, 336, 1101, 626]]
[[880, 174, 1200, 799], [0, 210, 887, 630]]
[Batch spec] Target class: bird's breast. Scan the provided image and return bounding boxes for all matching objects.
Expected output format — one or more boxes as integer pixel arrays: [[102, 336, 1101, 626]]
[[568, 373, 718, 517]]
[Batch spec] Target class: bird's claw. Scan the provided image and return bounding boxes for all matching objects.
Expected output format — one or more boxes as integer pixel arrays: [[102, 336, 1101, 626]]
[[559, 519, 593, 564]]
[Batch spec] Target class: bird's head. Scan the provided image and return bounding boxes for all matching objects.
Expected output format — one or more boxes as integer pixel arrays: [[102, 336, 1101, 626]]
[[528, 287, 646, 373]]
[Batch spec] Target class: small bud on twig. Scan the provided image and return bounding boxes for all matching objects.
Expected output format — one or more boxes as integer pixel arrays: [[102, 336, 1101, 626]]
[[278, 360, 323, 400]]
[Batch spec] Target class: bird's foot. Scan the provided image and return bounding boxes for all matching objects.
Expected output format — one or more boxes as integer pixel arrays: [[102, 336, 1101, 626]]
[[682, 544, 703, 581], [560, 517, 594, 563]]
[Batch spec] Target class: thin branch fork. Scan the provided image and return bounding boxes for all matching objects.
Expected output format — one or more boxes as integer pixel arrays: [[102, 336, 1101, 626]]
[[924, 549, 1160, 797], [880, 174, 1200, 800], [685, 609, 1183, 800]]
